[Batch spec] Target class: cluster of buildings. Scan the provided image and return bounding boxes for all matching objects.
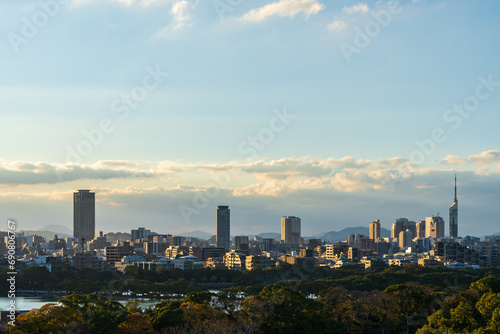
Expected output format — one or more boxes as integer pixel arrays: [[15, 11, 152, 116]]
[[1, 179, 500, 274]]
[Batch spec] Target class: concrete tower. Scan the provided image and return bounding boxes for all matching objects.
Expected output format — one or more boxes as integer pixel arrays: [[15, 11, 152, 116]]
[[449, 175, 458, 238], [73, 190, 95, 242], [281, 216, 301, 246]]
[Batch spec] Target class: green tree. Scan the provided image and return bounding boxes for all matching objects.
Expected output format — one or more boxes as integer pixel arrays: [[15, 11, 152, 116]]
[[7, 303, 71, 334], [58, 293, 128, 333], [241, 285, 345, 334], [147, 300, 184, 331], [470, 275, 500, 294]]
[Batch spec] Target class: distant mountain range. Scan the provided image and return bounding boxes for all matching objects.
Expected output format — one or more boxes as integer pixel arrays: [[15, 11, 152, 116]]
[[180, 231, 214, 239], [310, 227, 391, 242], [105, 232, 131, 244], [18, 225, 392, 244], [38, 224, 73, 235], [20, 229, 71, 240], [256, 232, 281, 240]]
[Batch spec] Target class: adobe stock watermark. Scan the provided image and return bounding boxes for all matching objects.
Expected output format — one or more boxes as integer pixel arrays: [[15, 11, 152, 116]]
[[213, 0, 243, 20], [386, 74, 499, 191], [178, 107, 295, 224], [7, 0, 69, 54], [340, 1, 402, 64], [55, 65, 168, 182], [6, 219, 17, 327]]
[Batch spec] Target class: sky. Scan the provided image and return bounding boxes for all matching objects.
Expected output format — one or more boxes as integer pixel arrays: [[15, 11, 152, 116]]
[[1, 0, 500, 237]]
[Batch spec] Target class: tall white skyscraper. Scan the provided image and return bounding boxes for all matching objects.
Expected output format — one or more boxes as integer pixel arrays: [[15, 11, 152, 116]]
[[449, 175, 458, 238], [217, 206, 230, 250], [73, 190, 95, 242], [281, 216, 301, 246]]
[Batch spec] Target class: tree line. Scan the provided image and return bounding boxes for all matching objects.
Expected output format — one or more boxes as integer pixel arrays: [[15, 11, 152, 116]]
[[4, 272, 500, 333]]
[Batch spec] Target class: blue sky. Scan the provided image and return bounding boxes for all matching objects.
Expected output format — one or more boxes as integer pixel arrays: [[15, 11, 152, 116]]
[[1, 0, 500, 237]]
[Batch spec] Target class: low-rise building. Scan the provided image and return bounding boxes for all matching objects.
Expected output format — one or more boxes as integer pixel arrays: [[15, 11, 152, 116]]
[[246, 255, 276, 270]]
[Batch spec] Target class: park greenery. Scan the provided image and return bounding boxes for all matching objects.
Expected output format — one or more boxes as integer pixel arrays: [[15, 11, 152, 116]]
[[2, 264, 500, 333]]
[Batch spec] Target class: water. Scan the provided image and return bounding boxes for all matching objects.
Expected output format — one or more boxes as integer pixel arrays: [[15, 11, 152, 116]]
[[0, 297, 59, 311], [0, 296, 164, 312], [0, 290, 225, 311]]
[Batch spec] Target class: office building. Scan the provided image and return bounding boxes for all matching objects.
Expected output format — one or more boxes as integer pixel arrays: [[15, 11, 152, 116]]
[[449, 175, 459, 238], [369, 219, 381, 241], [234, 235, 249, 250], [170, 236, 186, 247], [399, 229, 413, 249], [281, 216, 301, 246], [416, 220, 426, 239], [391, 218, 406, 241], [405, 220, 417, 239], [216, 206, 230, 250], [425, 214, 445, 239], [73, 190, 95, 242], [131, 227, 151, 242]]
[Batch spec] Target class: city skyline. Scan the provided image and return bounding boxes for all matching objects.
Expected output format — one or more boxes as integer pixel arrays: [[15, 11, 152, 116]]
[[1, 0, 499, 237]]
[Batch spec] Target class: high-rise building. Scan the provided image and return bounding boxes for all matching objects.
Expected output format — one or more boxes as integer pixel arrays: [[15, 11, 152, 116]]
[[416, 220, 426, 238], [404, 221, 417, 239], [449, 175, 458, 238], [369, 219, 381, 241], [234, 236, 249, 250], [399, 229, 413, 249], [391, 218, 407, 241], [425, 214, 445, 239], [217, 206, 230, 250], [131, 227, 151, 242], [73, 190, 95, 242], [281, 216, 301, 246]]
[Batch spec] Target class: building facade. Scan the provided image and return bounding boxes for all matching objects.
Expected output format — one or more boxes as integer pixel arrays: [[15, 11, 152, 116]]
[[73, 190, 95, 242], [369, 219, 381, 241], [425, 214, 445, 239], [234, 235, 249, 250], [217, 206, 230, 250], [391, 218, 406, 241], [281, 216, 301, 246], [416, 220, 426, 239], [131, 227, 151, 242]]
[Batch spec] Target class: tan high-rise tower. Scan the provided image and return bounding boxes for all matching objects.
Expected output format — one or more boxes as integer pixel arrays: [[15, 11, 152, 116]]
[[425, 214, 444, 239], [369, 219, 381, 241], [281, 216, 301, 246], [73, 190, 95, 242]]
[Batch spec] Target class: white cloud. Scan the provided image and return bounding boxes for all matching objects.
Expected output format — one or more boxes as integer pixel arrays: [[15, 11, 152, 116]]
[[327, 20, 346, 32], [170, 0, 192, 29], [343, 3, 369, 15], [442, 155, 465, 165], [3, 152, 498, 199], [240, 0, 325, 23], [467, 150, 500, 165], [153, 0, 195, 38], [0, 161, 153, 185]]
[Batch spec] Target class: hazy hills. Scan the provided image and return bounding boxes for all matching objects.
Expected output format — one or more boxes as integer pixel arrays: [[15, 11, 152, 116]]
[[313, 227, 391, 242], [17, 225, 394, 244]]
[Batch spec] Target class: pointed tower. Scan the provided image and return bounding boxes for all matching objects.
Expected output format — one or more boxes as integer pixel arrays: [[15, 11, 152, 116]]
[[449, 175, 458, 238]]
